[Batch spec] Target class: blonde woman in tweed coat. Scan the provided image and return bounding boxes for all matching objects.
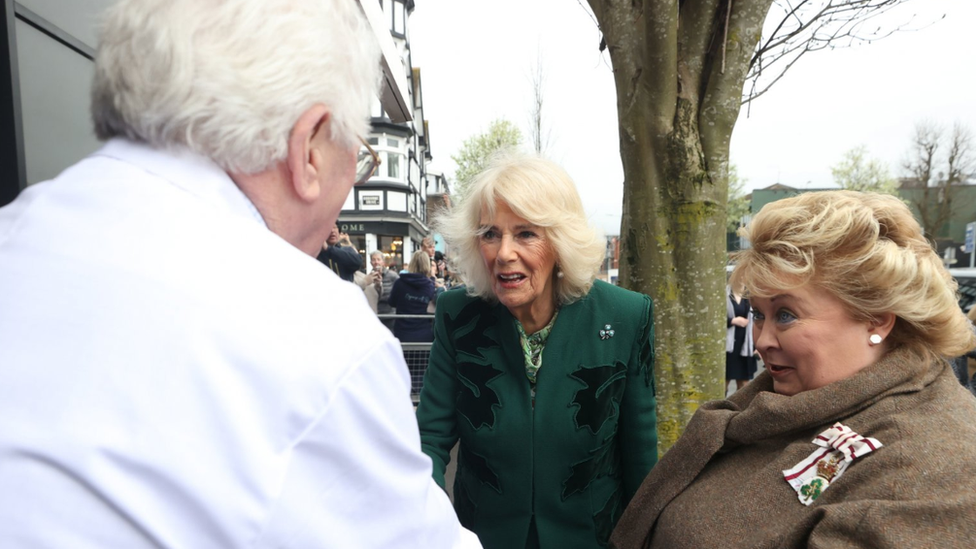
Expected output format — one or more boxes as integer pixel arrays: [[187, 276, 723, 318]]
[[612, 191, 976, 549]]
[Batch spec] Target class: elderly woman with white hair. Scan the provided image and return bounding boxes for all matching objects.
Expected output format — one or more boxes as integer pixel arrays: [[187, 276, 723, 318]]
[[417, 155, 658, 549]]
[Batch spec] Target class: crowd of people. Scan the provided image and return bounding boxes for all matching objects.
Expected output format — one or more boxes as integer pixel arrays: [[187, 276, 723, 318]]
[[2, 1, 976, 548], [316, 229, 462, 341]]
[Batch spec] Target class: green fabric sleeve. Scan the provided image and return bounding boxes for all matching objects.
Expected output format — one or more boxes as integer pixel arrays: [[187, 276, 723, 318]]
[[618, 294, 658, 506], [415, 297, 461, 489]]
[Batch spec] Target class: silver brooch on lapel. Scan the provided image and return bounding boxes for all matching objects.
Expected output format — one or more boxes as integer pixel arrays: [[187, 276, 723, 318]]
[[599, 324, 615, 340]]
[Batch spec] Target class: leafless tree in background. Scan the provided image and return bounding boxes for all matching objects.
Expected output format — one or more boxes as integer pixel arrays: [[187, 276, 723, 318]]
[[528, 50, 552, 155], [903, 122, 975, 243]]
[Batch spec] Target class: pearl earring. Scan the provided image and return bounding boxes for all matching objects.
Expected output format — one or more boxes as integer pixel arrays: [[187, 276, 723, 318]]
[[869, 334, 883, 345], [557, 270, 565, 279]]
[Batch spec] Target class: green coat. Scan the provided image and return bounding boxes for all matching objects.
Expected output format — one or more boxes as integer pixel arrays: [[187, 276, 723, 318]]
[[417, 280, 658, 549]]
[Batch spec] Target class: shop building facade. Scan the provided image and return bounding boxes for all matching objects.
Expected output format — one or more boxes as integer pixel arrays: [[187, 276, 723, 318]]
[[339, 0, 444, 272]]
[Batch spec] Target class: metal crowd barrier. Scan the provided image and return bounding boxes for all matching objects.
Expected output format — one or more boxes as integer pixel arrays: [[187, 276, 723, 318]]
[[377, 314, 433, 404]]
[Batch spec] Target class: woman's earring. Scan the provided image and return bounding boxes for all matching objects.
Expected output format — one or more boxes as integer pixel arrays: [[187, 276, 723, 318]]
[[869, 334, 883, 345], [557, 270, 564, 279]]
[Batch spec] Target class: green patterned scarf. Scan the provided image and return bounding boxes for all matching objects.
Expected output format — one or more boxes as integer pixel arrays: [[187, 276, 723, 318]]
[[515, 310, 559, 386]]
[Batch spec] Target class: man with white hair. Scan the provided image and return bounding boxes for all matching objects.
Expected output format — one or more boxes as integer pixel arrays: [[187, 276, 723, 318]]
[[0, 1, 479, 547], [366, 249, 400, 316]]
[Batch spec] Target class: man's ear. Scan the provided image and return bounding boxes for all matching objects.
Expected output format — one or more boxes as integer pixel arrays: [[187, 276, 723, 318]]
[[286, 103, 330, 203]]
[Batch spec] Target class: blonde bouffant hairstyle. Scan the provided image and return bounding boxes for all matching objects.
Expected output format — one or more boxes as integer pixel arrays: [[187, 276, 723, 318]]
[[436, 153, 605, 306], [731, 190, 975, 359]]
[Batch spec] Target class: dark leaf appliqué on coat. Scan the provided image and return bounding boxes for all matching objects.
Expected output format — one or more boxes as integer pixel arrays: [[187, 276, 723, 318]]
[[457, 361, 504, 430], [593, 485, 621, 547], [459, 444, 502, 493], [569, 364, 627, 434], [453, 299, 504, 430], [562, 437, 620, 500]]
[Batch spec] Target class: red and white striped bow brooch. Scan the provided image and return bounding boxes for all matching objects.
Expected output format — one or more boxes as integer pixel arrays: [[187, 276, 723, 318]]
[[782, 422, 882, 506]]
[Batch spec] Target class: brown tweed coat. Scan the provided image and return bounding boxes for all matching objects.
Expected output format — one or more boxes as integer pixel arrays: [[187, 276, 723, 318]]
[[612, 347, 976, 549]]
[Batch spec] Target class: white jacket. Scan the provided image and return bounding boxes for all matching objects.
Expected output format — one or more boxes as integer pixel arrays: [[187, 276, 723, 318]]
[[0, 139, 478, 548]]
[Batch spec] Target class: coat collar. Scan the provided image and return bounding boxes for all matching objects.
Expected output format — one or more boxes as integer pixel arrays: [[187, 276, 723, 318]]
[[722, 346, 937, 447]]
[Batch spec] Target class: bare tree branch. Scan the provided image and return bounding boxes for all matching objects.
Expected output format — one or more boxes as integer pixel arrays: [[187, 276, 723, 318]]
[[743, 0, 931, 105], [580, 0, 603, 29], [527, 49, 552, 154], [947, 123, 976, 185]]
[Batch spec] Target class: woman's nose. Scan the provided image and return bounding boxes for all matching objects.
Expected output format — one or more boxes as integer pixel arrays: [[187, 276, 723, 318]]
[[753, 323, 775, 352], [496, 235, 517, 262]]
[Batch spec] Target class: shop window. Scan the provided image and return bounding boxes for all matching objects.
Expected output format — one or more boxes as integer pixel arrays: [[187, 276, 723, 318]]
[[365, 133, 406, 183], [381, 235, 405, 272], [386, 152, 402, 180], [349, 235, 367, 271]]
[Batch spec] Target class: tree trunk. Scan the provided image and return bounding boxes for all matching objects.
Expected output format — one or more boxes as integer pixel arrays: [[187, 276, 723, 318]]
[[588, 0, 772, 454]]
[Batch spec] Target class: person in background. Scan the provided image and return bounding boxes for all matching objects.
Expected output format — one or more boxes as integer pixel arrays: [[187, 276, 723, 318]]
[[444, 259, 463, 289], [726, 285, 757, 392], [432, 250, 449, 298], [354, 270, 379, 313], [422, 236, 436, 260], [417, 154, 657, 549], [365, 249, 399, 329], [389, 251, 436, 343], [613, 191, 976, 549], [0, 1, 479, 547], [434, 250, 448, 279], [317, 223, 361, 282]]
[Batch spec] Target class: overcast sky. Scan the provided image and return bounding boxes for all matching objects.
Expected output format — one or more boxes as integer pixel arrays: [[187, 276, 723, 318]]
[[409, 0, 976, 235]]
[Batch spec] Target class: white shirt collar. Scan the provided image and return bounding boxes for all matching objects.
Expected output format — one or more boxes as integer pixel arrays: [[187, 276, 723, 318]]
[[93, 138, 268, 228]]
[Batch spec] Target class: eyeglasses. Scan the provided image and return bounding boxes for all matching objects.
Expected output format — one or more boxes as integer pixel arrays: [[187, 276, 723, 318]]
[[355, 138, 381, 185]]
